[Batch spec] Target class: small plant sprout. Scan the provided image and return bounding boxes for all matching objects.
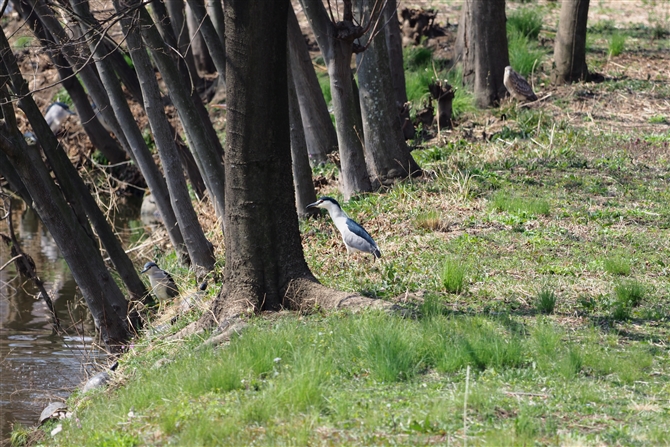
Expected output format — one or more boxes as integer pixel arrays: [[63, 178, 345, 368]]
[[441, 257, 467, 294], [536, 288, 558, 314]]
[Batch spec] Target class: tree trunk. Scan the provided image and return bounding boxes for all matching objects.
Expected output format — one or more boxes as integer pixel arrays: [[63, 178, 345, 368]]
[[120, 1, 227, 220], [552, 0, 590, 85], [383, 0, 414, 140], [72, 0, 190, 264], [287, 5, 335, 166], [0, 102, 130, 347], [0, 151, 32, 205], [120, 7, 215, 278], [299, 0, 372, 200], [287, 59, 318, 218], [12, 0, 127, 164], [356, 0, 421, 185], [199, 0, 389, 329], [185, 0, 226, 83], [186, 2, 215, 73], [456, 0, 509, 108], [0, 28, 149, 308], [164, 0, 202, 91]]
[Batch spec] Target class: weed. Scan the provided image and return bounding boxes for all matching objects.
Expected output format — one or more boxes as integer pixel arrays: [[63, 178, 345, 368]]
[[614, 280, 645, 307], [603, 255, 631, 275], [13, 36, 32, 49], [507, 30, 545, 77], [535, 288, 557, 314], [608, 33, 626, 56], [403, 46, 433, 70], [441, 257, 466, 293]]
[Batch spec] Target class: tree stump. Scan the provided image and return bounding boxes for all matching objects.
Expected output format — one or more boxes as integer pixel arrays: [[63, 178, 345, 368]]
[[429, 80, 455, 129]]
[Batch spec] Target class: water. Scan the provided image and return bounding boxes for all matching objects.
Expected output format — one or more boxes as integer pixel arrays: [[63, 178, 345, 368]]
[[0, 198, 142, 440]]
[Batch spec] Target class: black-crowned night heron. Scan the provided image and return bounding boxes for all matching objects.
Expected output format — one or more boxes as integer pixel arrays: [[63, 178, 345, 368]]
[[141, 261, 179, 304], [307, 197, 381, 259], [44, 101, 75, 134], [503, 66, 538, 102]]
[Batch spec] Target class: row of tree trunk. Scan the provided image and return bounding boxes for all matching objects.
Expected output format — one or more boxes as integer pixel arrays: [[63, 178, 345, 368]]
[[0, 0, 593, 348]]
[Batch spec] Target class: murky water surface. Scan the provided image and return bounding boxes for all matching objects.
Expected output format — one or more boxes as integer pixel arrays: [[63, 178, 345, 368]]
[[0, 199, 141, 440]]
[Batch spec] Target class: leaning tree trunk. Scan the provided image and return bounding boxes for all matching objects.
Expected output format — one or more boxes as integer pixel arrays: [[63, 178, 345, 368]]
[[356, 0, 421, 186], [456, 0, 509, 108], [185, 0, 226, 82], [287, 5, 335, 166], [552, 0, 590, 85], [0, 28, 149, 308], [299, 0, 372, 200], [200, 0, 389, 329], [72, 0, 190, 264], [186, 2, 215, 73], [164, 0, 202, 91], [0, 103, 130, 348], [120, 7, 215, 278]]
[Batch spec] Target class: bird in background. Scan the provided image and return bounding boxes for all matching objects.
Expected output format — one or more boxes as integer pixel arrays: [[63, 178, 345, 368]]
[[141, 261, 179, 306], [307, 197, 382, 259], [44, 101, 75, 134], [503, 66, 538, 102]]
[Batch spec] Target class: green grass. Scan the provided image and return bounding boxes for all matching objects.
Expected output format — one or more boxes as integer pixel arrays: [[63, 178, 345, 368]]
[[491, 191, 551, 217], [48, 312, 668, 446], [507, 30, 546, 77], [603, 255, 631, 275], [507, 7, 543, 40], [608, 32, 627, 56], [440, 257, 466, 293], [12, 36, 32, 49], [535, 288, 557, 314]]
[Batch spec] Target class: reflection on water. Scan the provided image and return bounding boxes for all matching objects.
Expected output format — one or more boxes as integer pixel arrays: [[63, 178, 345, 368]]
[[0, 197, 142, 440]]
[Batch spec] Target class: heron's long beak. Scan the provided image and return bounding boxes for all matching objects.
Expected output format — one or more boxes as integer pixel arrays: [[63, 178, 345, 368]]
[[306, 201, 320, 210], [140, 266, 150, 274]]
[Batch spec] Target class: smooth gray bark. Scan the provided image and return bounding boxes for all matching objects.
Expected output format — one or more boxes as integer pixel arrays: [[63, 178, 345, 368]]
[[552, 0, 590, 85], [120, 8, 215, 277], [299, 0, 372, 200], [287, 6, 336, 166], [356, 0, 421, 185], [287, 60, 318, 218]]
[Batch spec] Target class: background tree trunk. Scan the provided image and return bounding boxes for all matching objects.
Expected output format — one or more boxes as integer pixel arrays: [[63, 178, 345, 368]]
[[287, 5, 335, 166], [299, 0, 372, 200], [121, 8, 215, 277], [164, 0, 202, 91], [186, 2, 215, 73], [457, 0, 509, 108], [287, 60, 318, 218], [383, 0, 414, 140], [552, 0, 590, 85], [356, 0, 421, 185]]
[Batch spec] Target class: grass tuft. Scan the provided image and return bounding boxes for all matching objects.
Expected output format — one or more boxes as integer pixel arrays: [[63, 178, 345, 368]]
[[608, 33, 626, 56], [535, 288, 558, 314], [603, 255, 631, 275], [441, 257, 466, 293]]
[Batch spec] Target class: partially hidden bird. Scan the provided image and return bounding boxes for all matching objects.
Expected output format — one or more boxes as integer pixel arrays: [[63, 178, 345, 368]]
[[44, 101, 75, 134], [141, 261, 179, 304], [307, 197, 381, 259], [503, 66, 538, 102]]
